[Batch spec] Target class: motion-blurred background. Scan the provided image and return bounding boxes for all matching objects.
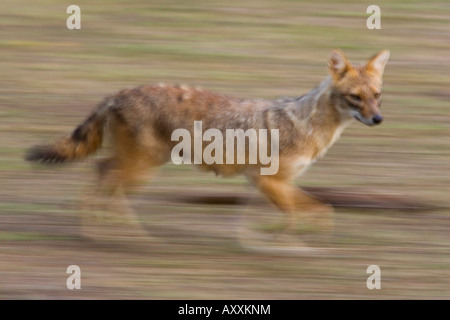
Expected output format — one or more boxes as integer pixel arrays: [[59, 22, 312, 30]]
[[0, 0, 449, 299]]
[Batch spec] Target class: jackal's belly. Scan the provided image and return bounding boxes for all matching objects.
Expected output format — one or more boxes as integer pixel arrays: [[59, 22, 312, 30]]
[[194, 162, 256, 178]]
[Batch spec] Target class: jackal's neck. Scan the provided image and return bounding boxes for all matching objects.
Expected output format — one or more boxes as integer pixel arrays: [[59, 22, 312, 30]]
[[288, 76, 354, 157], [290, 77, 350, 125]]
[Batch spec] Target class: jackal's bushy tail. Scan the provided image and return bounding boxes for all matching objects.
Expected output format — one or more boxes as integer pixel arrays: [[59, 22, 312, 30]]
[[25, 97, 113, 164]]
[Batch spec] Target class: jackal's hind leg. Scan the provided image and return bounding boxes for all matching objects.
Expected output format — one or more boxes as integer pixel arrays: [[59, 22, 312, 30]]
[[80, 157, 157, 242]]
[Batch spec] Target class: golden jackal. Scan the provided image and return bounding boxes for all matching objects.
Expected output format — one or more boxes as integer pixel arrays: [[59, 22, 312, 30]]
[[26, 49, 389, 233]]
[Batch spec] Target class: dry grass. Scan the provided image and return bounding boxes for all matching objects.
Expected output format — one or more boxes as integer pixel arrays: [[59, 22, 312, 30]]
[[0, 0, 449, 299]]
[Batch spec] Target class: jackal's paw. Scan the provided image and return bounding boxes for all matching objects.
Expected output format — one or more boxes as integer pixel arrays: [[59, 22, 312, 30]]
[[296, 206, 335, 244], [79, 205, 165, 246], [309, 202, 334, 214], [237, 222, 321, 256]]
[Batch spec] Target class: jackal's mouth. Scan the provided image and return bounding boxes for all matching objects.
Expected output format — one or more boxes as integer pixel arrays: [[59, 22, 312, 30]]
[[353, 114, 363, 122], [353, 114, 373, 126], [353, 114, 383, 126]]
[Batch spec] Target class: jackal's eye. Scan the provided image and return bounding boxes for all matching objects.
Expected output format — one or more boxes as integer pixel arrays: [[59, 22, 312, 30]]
[[374, 92, 381, 99], [348, 94, 361, 102]]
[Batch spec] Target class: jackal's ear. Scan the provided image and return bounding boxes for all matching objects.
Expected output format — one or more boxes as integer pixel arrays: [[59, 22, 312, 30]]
[[366, 50, 390, 76], [328, 49, 351, 80]]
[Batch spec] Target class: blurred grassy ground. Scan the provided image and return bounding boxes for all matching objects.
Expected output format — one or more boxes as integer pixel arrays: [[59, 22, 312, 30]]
[[0, 0, 449, 299]]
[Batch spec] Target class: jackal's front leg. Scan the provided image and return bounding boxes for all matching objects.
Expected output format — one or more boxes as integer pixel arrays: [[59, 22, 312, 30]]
[[292, 187, 334, 235], [250, 175, 334, 234]]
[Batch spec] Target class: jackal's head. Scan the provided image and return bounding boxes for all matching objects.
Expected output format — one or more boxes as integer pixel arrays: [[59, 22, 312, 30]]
[[328, 49, 390, 126]]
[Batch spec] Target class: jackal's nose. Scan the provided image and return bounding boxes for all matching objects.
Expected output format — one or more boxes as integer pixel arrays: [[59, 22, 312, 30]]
[[372, 115, 383, 125]]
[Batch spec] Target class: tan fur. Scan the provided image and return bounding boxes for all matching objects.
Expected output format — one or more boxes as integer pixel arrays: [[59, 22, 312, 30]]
[[26, 49, 389, 232]]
